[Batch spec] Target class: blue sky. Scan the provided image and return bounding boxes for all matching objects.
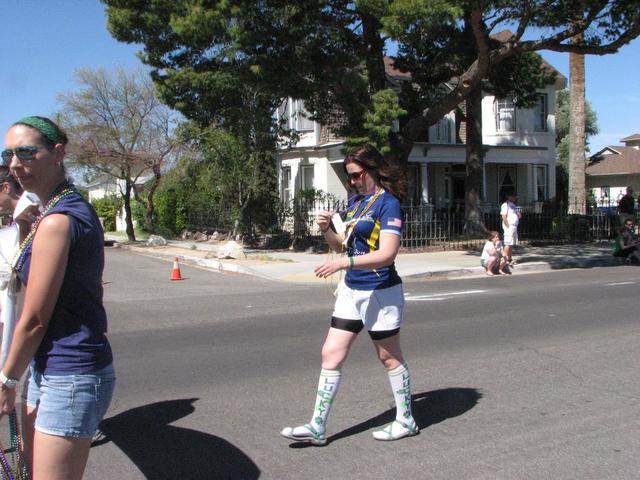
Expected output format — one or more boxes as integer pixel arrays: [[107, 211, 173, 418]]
[[1, 1, 639, 155]]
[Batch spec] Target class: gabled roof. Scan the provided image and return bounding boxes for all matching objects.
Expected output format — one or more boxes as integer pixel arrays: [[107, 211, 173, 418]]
[[383, 56, 411, 79], [587, 146, 640, 175], [621, 133, 640, 142]]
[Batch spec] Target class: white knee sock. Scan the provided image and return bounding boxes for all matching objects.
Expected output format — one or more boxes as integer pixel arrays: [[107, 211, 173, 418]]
[[308, 368, 341, 432], [387, 363, 414, 424]]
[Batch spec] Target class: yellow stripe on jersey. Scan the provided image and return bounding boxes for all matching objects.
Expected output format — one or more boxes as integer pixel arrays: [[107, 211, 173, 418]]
[[367, 219, 381, 251]]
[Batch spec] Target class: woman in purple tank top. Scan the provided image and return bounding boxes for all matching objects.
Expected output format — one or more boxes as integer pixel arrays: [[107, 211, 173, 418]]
[[0, 116, 114, 480]]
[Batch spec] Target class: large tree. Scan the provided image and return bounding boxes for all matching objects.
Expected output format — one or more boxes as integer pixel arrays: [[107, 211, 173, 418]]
[[58, 68, 180, 241], [568, 42, 586, 214], [555, 87, 599, 211], [102, 1, 640, 222]]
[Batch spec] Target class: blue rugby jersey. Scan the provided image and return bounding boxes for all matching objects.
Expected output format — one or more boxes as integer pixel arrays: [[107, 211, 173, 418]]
[[343, 189, 403, 290]]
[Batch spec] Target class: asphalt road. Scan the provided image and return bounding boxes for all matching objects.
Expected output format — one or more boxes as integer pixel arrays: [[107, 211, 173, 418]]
[[77, 248, 640, 479]]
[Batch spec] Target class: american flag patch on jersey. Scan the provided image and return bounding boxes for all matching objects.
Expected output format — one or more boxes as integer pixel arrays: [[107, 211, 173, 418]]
[[387, 218, 402, 227]]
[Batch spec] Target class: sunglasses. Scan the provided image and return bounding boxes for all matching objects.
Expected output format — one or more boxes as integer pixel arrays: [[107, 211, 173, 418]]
[[1, 146, 45, 165], [347, 169, 367, 182]]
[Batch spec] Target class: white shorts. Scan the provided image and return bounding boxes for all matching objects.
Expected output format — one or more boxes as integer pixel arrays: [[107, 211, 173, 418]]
[[503, 226, 518, 246], [332, 283, 404, 332]]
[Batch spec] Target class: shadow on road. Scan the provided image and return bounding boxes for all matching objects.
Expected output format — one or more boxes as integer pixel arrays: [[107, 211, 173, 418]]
[[93, 398, 260, 480], [289, 387, 482, 448]]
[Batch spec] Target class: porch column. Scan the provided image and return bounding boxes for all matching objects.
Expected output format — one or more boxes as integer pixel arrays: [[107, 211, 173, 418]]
[[527, 163, 534, 202], [421, 163, 429, 204]]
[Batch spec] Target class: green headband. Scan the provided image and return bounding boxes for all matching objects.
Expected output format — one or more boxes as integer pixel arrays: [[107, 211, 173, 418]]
[[14, 116, 65, 145]]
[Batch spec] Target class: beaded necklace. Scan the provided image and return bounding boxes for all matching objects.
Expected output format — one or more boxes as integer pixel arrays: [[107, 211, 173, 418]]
[[0, 411, 29, 480], [7, 181, 76, 294]]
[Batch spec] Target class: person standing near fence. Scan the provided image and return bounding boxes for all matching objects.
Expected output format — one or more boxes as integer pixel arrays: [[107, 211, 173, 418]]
[[501, 192, 521, 266], [618, 186, 635, 226], [280, 143, 418, 445]]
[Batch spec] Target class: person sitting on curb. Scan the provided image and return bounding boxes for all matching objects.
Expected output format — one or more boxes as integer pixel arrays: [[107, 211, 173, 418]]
[[612, 219, 640, 263], [480, 230, 508, 276]]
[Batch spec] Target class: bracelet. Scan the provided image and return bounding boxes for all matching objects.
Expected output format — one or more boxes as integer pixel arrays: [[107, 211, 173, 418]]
[[349, 256, 355, 269]]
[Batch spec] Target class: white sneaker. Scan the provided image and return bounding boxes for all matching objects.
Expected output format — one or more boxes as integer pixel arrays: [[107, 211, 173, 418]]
[[280, 423, 327, 446], [372, 420, 419, 441]]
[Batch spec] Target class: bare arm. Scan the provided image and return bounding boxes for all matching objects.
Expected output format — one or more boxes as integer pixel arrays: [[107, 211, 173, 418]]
[[316, 211, 345, 253], [0, 214, 70, 414]]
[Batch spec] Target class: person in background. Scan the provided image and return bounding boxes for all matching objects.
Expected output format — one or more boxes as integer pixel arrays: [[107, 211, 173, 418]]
[[0, 169, 41, 467], [481, 230, 508, 276], [0, 116, 115, 479], [612, 219, 640, 263], [0, 169, 40, 236], [500, 192, 521, 266], [617, 186, 635, 226], [281, 144, 418, 445]]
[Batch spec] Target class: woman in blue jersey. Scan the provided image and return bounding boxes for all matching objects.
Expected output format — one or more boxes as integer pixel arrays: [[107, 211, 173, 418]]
[[0, 116, 114, 479], [281, 144, 417, 445]]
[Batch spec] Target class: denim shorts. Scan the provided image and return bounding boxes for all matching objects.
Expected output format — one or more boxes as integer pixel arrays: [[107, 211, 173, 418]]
[[26, 364, 115, 438]]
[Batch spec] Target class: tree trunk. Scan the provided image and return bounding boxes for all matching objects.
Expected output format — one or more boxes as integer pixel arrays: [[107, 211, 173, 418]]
[[464, 87, 487, 234], [568, 46, 586, 214], [359, 10, 386, 93], [144, 167, 162, 234], [123, 178, 136, 242]]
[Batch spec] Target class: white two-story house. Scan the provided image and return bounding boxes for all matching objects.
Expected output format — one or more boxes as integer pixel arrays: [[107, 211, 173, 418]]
[[277, 57, 566, 212]]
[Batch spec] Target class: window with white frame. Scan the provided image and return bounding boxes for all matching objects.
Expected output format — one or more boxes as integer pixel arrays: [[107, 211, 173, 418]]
[[534, 165, 547, 201], [495, 95, 516, 132], [498, 166, 517, 203], [281, 166, 292, 204], [300, 164, 315, 190], [277, 99, 315, 132], [293, 100, 314, 131], [277, 99, 290, 128], [434, 116, 452, 143], [534, 94, 548, 132], [598, 186, 611, 207]]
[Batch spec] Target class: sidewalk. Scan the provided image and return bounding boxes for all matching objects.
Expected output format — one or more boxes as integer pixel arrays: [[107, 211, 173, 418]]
[[108, 235, 623, 284]]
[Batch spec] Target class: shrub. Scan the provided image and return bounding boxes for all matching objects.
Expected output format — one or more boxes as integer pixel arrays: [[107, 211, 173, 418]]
[[91, 196, 122, 232]]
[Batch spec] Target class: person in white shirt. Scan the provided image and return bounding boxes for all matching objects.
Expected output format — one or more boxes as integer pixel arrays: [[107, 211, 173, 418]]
[[500, 193, 521, 265], [480, 230, 508, 275], [0, 171, 41, 325]]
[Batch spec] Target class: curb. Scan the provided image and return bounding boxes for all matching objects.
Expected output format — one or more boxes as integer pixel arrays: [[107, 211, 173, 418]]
[[403, 257, 622, 281], [112, 242, 257, 277], [111, 241, 624, 283]]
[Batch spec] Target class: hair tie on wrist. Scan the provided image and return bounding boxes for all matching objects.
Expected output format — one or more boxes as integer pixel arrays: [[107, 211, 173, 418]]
[[349, 256, 355, 269]]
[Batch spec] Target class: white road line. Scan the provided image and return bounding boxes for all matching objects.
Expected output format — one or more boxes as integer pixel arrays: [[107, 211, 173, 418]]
[[607, 281, 636, 286], [405, 289, 487, 301]]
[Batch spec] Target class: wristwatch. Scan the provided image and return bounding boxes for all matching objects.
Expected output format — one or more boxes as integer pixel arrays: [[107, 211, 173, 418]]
[[0, 371, 18, 389]]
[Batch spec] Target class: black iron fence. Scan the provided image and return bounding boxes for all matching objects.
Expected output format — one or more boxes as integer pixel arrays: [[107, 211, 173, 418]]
[[278, 196, 625, 250], [184, 196, 628, 250]]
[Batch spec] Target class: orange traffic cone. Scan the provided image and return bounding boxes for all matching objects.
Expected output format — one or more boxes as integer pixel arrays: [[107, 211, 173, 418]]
[[171, 257, 184, 281]]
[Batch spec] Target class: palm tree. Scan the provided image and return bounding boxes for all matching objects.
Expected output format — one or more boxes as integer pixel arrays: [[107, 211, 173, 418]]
[[568, 36, 586, 214]]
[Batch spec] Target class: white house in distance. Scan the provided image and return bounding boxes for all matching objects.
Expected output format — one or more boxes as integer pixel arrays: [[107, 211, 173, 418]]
[[86, 175, 149, 231], [586, 133, 640, 208], [278, 57, 566, 212]]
